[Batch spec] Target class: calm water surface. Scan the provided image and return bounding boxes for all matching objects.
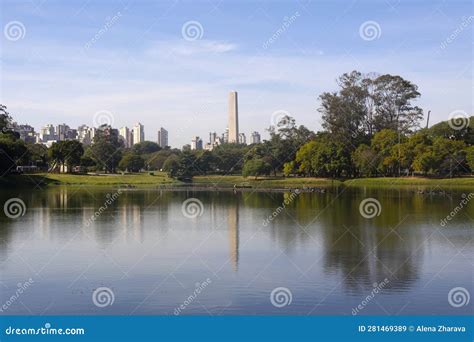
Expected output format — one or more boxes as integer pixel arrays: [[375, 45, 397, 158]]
[[0, 187, 472, 315]]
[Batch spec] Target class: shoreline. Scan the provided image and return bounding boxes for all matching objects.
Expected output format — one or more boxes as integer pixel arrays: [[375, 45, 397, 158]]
[[1, 173, 473, 191]]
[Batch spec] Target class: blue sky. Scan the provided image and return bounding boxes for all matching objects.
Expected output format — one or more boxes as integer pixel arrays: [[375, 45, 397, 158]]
[[1, 0, 472, 147]]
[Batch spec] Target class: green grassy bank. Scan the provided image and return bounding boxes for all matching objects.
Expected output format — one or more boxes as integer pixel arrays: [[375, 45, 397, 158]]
[[1, 173, 473, 189], [0, 172, 179, 188]]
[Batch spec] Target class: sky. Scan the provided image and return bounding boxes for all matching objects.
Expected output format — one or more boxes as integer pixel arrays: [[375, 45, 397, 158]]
[[0, 0, 472, 147]]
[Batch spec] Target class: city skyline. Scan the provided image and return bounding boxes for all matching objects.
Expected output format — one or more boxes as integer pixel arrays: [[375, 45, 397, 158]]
[[9, 90, 265, 149], [2, 1, 471, 147]]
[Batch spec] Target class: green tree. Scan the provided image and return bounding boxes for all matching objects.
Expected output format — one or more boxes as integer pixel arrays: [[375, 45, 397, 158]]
[[319, 71, 369, 141], [0, 134, 28, 174], [26, 143, 49, 168], [371, 129, 402, 175], [49, 140, 83, 172], [242, 158, 271, 179], [371, 74, 423, 134], [0, 104, 12, 132], [283, 161, 298, 176], [163, 154, 180, 178], [296, 135, 351, 178], [119, 154, 145, 172], [132, 141, 161, 155], [466, 146, 474, 173], [89, 125, 123, 173], [146, 149, 178, 171], [352, 144, 379, 177]]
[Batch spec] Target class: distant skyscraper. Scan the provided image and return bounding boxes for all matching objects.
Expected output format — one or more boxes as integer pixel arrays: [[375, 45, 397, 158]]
[[119, 126, 133, 148], [251, 131, 261, 144], [157, 127, 168, 148], [191, 136, 203, 150], [228, 91, 239, 143], [223, 128, 229, 144], [133, 123, 144, 145], [77, 125, 96, 145], [13, 123, 36, 144], [209, 132, 217, 144], [39, 124, 56, 142], [238, 133, 246, 145]]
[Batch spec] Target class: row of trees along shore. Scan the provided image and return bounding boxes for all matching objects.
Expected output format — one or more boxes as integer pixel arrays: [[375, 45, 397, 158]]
[[0, 71, 473, 180]]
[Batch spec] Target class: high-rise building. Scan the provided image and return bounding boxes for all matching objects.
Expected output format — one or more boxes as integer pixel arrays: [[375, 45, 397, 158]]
[[78, 125, 96, 145], [209, 132, 217, 145], [191, 136, 203, 150], [157, 127, 168, 148], [12, 123, 36, 144], [238, 133, 246, 145], [132, 123, 144, 145], [39, 124, 56, 141], [223, 128, 229, 144], [119, 126, 133, 148], [251, 131, 261, 144], [56, 124, 71, 141], [228, 91, 239, 143]]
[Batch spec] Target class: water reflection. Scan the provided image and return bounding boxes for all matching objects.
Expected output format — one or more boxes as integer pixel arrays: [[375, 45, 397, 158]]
[[0, 187, 472, 315]]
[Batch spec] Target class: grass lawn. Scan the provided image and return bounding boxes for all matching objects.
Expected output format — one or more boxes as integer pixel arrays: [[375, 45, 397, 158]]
[[192, 175, 341, 187], [343, 177, 474, 188], [2, 173, 472, 189], [1, 172, 179, 187]]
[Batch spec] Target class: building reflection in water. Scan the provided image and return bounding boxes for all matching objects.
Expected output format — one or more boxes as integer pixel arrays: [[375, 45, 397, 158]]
[[228, 203, 239, 272]]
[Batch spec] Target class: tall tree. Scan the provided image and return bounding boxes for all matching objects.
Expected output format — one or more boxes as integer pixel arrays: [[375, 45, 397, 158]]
[[90, 125, 123, 173], [371, 74, 423, 134]]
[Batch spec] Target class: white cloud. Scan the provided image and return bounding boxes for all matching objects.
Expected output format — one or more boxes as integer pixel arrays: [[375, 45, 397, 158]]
[[1, 37, 472, 147]]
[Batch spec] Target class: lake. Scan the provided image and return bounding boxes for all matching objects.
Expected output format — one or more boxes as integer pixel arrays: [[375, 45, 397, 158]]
[[0, 186, 472, 315]]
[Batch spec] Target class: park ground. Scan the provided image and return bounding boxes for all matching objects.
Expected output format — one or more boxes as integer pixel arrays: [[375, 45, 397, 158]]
[[1, 173, 473, 189]]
